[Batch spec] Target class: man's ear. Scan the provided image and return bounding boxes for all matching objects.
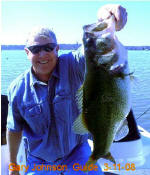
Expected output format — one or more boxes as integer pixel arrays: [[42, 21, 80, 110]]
[[56, 45, 59, 52], [24, 48, 29, 55]]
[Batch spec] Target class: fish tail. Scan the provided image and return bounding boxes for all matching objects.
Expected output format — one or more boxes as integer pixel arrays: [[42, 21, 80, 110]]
[[83, 157, 97, 175], [102, 152, 116, 164], [81, 156, 97, 173], [86, 158, 97, 166], [85, 156, 97, 170]]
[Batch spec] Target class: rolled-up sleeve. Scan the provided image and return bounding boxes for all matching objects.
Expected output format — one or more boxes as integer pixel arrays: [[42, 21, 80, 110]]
[[7, 84, 24, 132]]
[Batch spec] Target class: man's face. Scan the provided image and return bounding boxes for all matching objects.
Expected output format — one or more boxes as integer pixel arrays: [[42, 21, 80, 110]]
[[25, 36, 59, 80]]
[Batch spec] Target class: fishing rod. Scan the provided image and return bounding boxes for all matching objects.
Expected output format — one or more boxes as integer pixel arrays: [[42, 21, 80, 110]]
[[136, 106, 150, 120]]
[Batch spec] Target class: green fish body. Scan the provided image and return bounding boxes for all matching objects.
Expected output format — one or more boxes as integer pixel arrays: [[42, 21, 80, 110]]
[[73, 17, 131, 165]]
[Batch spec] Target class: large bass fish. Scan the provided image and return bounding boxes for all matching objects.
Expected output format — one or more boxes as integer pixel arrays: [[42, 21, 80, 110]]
[[73, 16, 131, 166]]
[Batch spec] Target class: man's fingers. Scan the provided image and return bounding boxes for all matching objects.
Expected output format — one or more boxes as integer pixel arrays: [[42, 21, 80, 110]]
[[115, 6, 127, 31], [97, 4, 128, 31], [9, 171, 20, 175], [97, 7, 111, 21]]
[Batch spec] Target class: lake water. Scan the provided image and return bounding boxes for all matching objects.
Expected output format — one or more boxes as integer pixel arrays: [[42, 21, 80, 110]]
[[1, 50, 150, 132]]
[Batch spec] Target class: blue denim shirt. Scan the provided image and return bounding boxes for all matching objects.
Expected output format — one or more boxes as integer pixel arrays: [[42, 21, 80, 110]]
[[7, 50, 89, 162]]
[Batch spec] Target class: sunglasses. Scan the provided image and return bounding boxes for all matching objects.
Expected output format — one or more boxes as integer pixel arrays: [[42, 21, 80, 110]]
[[27, 43, 57, 54]]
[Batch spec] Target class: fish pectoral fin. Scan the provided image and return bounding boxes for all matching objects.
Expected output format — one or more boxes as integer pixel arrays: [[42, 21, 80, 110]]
[[72, 114, 89, 135], [102, 152, 116, 164], [114, 119, 129, 141]]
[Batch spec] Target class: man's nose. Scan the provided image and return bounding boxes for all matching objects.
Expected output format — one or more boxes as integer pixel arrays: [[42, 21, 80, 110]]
[[39, 50, 47, 57]]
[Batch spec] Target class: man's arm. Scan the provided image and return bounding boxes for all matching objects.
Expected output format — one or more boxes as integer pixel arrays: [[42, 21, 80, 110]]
[[6, 82, 24, 175], [7, 130, 22, 164], [68, 4, 127, 84], [7, 130, 22, 175]]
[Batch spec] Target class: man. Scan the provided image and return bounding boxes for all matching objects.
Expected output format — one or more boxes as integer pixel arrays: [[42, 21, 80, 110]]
[[7, 4, 127, 175]]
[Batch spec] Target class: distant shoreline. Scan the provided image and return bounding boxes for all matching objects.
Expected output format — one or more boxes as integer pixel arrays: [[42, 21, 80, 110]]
[[1, 44, 150, 50]]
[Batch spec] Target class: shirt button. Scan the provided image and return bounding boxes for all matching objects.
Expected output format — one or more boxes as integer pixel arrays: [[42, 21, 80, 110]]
[[46, 123, 49, 128]]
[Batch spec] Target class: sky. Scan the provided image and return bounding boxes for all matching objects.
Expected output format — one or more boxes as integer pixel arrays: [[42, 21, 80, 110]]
[[1, 0, 150, 46]]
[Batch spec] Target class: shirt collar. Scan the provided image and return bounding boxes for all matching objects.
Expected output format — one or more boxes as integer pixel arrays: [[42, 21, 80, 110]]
[[30, 59, 59, 87]]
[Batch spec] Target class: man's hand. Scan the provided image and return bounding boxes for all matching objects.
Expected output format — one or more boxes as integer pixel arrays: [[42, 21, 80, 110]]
[[9, 162, 20, 175], [9, 170, 20, 175], [97, 4, 127, 31]]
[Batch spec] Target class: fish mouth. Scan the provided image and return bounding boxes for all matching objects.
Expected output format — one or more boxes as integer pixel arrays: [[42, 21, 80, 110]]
[[83, 22, 108, 40], [83, 22, 108, 33], [83, 16, 115, 38], [83, 21, 116, 59]]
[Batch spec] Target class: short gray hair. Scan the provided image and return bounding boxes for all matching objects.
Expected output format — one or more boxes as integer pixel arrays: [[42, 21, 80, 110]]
[[26, 26, 57, 47]]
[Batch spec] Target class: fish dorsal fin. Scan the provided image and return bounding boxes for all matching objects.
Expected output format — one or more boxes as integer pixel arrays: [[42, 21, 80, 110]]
[[114, 119, 129, 141], [72, 114, 89, 135], [73, 85, 89, 135], [75, 85, 83, 113]]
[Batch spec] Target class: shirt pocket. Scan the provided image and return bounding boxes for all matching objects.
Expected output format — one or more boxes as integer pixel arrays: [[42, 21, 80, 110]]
[[53, 94, 72, 123], [26, 104, 41, 116], [24, 104, 49, 135]]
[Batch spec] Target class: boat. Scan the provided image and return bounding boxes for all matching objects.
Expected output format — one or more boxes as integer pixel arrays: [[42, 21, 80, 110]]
[[88, 110, 150, 175], [1, 95, 150, 175]]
